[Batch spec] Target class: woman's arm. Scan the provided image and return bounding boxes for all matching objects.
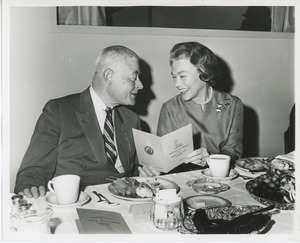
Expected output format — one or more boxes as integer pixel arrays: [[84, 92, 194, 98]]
[[220, 98, 244, 160]]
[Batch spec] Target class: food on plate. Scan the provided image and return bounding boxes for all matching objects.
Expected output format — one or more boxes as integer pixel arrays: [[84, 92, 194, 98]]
[[136, 183, 155, 198], [109, 178, 156, 198], [235, 157, 273, 171], [247, 175, 284, 202], [236, 157, 294, 172], [184, 195, 231, 211], [247, 160, 295, 204], [191, 208, 270, 234], [189, 200, 206, 209], [279, 175, 296, 203], [271, 158, 294, 171]]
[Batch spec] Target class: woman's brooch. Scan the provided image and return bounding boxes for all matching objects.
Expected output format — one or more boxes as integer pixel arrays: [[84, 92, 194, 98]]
[[216, 99, 231, 112], [224, 98, 231, 107]]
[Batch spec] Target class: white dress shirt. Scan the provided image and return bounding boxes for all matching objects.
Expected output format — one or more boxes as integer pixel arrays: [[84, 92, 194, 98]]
[[89, 86, 125, 173]]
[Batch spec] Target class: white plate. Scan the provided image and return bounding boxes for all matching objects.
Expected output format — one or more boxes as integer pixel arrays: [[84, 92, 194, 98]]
[[184, 195, 231, 211], [201, 168, 238, 182], [107, 177, 180, 202], [234, 166, 266, 179], [45, 191, 90, 208], [235, 157, 272, 172]]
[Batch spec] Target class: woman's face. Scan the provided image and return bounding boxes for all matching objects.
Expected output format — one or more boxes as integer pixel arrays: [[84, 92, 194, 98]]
[[171, 58, 205, 103]]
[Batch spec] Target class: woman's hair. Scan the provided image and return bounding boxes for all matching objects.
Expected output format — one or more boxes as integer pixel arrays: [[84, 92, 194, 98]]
[[169, 42, 220, 87]]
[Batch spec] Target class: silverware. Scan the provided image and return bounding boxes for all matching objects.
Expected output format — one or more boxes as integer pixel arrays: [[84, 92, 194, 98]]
[[239, 174, 253, 180], [92, 191, 120, 206], [105, 175, 120, 182], [80, 196, 92, 207], [92, 191, 105, 202]]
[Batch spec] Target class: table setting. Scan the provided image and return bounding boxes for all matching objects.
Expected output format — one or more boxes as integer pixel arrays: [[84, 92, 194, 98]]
[[7, 152, 297, 238]]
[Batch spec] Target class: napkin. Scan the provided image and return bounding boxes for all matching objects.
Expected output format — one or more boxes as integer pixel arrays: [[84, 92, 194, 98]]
[[275, 151, 295, 163]]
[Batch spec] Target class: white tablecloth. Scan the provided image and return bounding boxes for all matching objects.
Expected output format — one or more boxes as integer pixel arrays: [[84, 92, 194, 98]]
[[4, 170, 300, 241]]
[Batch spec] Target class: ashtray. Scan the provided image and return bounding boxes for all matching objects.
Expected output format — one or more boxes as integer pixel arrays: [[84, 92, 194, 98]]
[[187, 178, 230, 194]]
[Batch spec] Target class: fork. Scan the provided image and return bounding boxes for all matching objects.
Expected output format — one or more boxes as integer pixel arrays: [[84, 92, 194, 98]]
[[105, 175, 120, 182], [92, 191, 120, 206], [239, 174, 253, 180]]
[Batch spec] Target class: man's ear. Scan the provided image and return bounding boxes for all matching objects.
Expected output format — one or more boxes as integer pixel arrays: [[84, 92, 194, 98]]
[[103, 68, 113, 85]]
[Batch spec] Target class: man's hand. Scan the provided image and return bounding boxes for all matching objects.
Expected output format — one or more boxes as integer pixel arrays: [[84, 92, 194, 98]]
[[138, 165, 160, 177], [18, 186, 46, 199], [184, 148, 209, 166]]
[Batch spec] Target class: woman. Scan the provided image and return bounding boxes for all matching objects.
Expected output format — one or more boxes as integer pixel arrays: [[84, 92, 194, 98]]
[[157, 42, 243, 169]]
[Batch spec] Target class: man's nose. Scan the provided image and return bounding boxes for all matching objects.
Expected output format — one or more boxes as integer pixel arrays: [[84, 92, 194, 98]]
[[135, 78, 143, 90]]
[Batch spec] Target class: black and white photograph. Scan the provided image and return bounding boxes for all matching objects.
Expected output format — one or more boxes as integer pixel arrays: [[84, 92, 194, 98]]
[[1, 0, 299, 242]]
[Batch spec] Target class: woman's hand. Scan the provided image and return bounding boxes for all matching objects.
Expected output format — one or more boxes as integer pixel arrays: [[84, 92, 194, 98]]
[[138, 165, 161, 177], [184, 148, 209, 166]]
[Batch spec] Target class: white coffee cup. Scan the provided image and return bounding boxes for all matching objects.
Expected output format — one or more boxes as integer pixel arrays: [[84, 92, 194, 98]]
[[47, 174, 81, 205], [207, 154, 231, 178]]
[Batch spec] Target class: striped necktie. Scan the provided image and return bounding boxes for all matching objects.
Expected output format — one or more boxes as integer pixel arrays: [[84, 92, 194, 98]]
[[103, 107, 117, 165]]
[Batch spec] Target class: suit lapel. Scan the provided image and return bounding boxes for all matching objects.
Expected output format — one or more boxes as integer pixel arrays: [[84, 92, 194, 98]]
[[75, 88, 114, 169], [114, 108, 131, 171]]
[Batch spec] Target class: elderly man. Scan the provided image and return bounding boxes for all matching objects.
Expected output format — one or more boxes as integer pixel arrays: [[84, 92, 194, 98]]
[[15, 45, 158, 198]]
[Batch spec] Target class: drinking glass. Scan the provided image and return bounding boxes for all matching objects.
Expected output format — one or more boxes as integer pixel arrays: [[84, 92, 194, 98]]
[[11, 208, 53, 234], [152, 197, 184, 230]]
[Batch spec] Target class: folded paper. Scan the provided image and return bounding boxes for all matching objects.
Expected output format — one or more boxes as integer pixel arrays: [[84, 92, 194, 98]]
[[133, 124, 193, 173], [76, 208, 132, 234]]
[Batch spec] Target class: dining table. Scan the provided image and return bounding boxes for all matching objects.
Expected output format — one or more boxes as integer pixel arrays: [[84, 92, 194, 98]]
[[5, 167, 299, 241]]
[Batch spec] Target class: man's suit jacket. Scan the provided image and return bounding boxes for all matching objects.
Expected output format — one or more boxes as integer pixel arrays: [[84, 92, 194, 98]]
[[15, 87, 141, 193]]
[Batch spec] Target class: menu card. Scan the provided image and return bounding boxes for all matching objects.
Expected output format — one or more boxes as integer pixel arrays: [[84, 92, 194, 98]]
[[76, 208, 132, 234], [133, 124, 193, 173]]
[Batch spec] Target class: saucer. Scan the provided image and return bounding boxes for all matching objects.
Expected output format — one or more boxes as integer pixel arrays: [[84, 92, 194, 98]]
[[201, 168, 238, 182], [46, 191, 90, 208]]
